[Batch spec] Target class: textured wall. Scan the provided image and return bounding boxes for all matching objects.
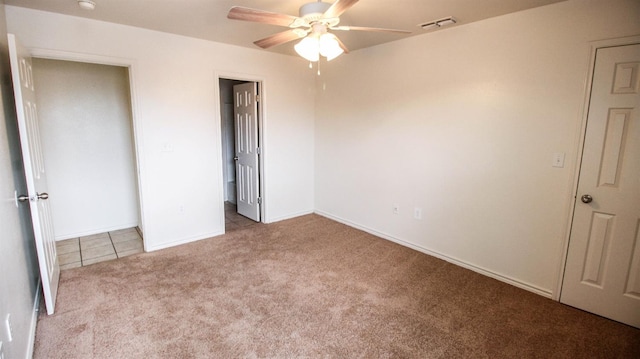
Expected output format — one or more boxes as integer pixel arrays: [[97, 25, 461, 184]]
[[7, 6, 316, 250], [33, 58, 140, 239], [314, 0, 640, 297]]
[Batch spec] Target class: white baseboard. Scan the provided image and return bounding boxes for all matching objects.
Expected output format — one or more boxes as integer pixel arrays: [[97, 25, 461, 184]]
[[26, 280, 41, 359], [266, 210, 314, 224], [146, 209, 315, 252], [55, 222, 140, 241], [315, 210, 553, 299], [145, 230, 224, 252]]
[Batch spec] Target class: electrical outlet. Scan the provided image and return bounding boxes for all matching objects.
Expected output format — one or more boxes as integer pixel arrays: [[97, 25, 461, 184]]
[[160, 143, 174, 152], [5, 314, 12, 342], [392, 204, 399, 215], [414, 207, 422, 220]]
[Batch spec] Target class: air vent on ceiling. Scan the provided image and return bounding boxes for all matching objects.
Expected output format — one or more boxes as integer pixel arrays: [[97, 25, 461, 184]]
[[419, 17, 457, 31]]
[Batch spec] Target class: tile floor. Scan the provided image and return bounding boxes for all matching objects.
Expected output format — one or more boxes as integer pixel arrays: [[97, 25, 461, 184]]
[[56, 227, 143, 270], [57, 204, 256, 270], [225, 201, 261, 231]]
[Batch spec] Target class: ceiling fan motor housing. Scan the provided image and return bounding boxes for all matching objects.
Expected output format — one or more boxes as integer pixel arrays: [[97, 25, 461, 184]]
[[299, 1, 332, 23]]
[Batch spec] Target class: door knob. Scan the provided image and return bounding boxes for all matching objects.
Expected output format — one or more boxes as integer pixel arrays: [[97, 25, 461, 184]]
[[37, 192, 49, 200], [17, 194, 29, 202], [581, 194, 593, 203], [234, 156, 239, 161]]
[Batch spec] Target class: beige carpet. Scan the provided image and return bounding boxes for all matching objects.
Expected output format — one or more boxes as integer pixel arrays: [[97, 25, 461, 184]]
[[34, 214, 640, 358]]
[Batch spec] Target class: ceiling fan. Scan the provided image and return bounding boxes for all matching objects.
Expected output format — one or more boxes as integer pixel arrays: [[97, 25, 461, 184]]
[[227, 0, 411, 62]]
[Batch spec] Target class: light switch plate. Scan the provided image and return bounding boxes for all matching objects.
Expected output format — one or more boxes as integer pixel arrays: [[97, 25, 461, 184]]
[[414, 207, 422, 220], [552, 152, 565, 168]]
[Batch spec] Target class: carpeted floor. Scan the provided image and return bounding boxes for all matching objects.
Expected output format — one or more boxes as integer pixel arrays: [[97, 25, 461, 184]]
[[34, 214, 640, 358]]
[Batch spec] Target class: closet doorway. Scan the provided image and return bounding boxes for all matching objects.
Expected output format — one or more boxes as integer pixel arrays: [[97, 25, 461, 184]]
[[219, 77, 263, 231], [32, 58, 143, 269]]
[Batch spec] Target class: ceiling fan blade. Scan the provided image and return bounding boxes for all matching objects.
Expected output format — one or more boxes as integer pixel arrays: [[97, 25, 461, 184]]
[[332, 26, 411, 34], [334, 36, 350, 54], [324, 0, 359, 18], [254, 29, 307, 49], [228, 6, 299, 27]]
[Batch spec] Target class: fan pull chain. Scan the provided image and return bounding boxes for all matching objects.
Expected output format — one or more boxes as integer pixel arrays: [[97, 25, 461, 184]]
[[317, 59, 321, 76], [309, 61, 312, 69]]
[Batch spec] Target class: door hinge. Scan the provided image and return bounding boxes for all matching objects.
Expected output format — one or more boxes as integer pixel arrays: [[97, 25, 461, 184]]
[[256, 147, 261, 155], [256, 95, 260, 102], [257, 197, 262, 205]]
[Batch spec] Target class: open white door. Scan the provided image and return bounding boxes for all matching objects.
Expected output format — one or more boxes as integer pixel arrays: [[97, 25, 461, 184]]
[[561, 43, 640, 328], [233, 82, 260, 222], [8, 34, 60, 315]]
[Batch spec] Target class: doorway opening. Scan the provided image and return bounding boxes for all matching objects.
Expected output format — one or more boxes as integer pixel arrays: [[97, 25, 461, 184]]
[[31, 58, 143, 269], [219, 77, 264, 231]]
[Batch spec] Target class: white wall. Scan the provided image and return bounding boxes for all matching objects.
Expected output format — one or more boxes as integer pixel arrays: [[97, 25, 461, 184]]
[[32, 58, 140, 240], [6, 6, 316, 250], [314, 0, 640, 297], [10, 0, 636, 305], [0, 3, 40, 358]]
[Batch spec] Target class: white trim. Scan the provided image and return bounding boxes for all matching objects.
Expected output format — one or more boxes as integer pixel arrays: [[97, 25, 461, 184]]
[[54, 222, 140, 241], [554, 34, 640, 301], [29, 48, 134, 67], [26, 280, 42, 359], [25, 47, 148, 249], [214, 70, 268, 227], [145, 231, 224, 252], [266, 210, 315, 224], [316, 210, 553, 298]]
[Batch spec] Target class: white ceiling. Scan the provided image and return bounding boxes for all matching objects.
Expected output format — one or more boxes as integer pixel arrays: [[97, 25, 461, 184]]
[[4, 0, 567, 56]]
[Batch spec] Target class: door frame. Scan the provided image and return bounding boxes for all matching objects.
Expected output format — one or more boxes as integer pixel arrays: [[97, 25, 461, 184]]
[[554, 35, 640, 301], [215, 71, 266, 228], [26, 47, 148, 250]]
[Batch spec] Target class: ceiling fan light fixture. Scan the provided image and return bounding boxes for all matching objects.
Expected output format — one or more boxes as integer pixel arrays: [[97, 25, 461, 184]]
[[295, 32, 344, 63], [295, 36, 320, 62], [77, 0, 96, 11], [319, 33, 344, 61], [228, 2, 409, 61]]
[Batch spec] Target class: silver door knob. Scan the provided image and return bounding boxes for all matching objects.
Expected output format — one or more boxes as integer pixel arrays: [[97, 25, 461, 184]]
[[17, 194, 29, 202], [581, 194, 593, 203], [37, 192, 49, 200], [234, 156, 239, 161]]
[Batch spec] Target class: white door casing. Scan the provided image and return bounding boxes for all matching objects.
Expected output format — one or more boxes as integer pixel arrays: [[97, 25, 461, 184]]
[[8, 34, 60, 315], [223, 103, 236, 204], [233, 82, 260, 222], [561, 43, 640, 328]]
